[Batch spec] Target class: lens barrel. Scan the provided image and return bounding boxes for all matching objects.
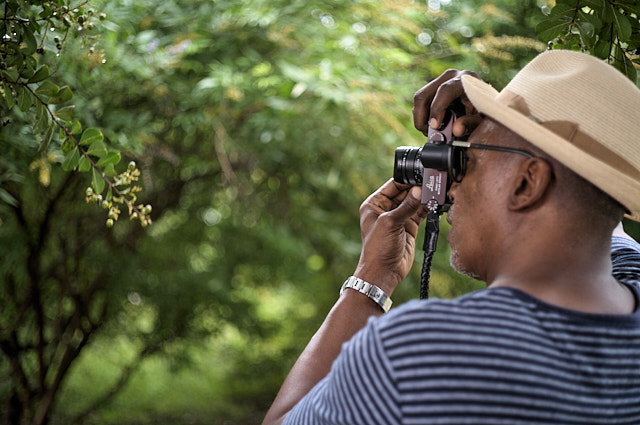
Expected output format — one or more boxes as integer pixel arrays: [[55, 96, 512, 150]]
[[394, 146, 423, 185]]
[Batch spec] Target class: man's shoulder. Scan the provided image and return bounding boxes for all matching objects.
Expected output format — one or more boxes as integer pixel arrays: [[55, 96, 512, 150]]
[[384, 286, 532, 318], [374, 287, 540, 340]]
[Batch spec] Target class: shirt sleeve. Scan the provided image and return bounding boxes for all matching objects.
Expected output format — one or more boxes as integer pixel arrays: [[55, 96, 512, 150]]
[[611, 235, 640, 285], [284, 316, 402, 425]]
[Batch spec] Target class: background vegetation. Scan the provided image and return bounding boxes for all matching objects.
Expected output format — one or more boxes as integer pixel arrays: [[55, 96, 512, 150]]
[[1, 0, 639, 424]]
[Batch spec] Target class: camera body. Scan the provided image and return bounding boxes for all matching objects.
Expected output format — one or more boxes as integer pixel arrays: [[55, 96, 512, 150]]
[[394, 110, 458, 212]]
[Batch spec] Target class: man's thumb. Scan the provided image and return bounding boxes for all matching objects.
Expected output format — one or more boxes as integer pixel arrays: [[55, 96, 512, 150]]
[[388, 186, 422, 221]]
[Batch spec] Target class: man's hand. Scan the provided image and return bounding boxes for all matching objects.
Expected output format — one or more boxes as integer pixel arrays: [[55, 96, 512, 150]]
[[354, 179, 428, 295], [413, 69, 482, 138]]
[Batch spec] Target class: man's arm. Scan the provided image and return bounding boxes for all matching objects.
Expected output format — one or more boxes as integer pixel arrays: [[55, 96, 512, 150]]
[[263, 68, 482, 424], [261, 180, 427, 425], [612, 222, 640, 285]]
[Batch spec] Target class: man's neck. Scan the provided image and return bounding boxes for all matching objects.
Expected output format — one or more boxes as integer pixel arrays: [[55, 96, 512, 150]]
[[485, 223, 635, 315]]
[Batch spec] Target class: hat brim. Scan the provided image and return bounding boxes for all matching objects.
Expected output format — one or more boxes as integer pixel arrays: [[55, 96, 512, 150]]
[[461, 74, 640, 221]]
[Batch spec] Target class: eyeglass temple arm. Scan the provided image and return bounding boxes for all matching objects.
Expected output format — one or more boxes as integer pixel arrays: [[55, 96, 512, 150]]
[[451, 141, 535, 158]]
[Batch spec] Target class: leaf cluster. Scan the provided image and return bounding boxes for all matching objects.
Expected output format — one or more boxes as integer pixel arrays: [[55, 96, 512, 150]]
[[536, 0, 640, 82], [1, 0, 150, 227]]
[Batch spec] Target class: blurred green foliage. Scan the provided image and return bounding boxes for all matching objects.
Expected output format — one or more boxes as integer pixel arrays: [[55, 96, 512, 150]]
[[1, 0, 637, 424]]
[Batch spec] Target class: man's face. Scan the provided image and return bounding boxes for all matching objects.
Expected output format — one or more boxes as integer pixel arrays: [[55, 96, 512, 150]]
[[446, 119, 523, 282]]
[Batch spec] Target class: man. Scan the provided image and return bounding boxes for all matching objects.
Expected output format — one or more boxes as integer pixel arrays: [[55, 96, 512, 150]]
[[262, 50, 640, 424]]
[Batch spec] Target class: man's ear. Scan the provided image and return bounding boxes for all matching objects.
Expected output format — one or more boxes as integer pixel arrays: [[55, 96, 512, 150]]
[[507, 157, 553, 212]]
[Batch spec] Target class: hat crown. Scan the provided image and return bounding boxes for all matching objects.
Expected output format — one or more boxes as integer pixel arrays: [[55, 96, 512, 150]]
[[503, 50, 640, 161]]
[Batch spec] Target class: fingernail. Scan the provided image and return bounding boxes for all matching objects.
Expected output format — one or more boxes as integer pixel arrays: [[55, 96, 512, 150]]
[[429, 118, 438, 129]]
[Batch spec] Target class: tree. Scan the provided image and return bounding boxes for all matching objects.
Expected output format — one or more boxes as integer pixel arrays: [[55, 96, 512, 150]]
[[1, 1, 596, 424]]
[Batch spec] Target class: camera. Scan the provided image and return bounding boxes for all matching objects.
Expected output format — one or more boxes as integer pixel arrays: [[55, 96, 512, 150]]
[[393, 109, 465, 212]]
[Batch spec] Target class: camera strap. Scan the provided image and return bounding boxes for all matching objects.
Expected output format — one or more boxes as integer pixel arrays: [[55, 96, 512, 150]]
[[420, 211, 440, 299]]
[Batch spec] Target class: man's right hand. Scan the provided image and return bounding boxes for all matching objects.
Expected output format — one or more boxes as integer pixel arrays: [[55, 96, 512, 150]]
[[354, 180, 428, 296], [412, 69, 483, 138]]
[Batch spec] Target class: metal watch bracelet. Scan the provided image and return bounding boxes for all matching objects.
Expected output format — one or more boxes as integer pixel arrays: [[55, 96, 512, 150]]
[[340, 276, 392, 313]]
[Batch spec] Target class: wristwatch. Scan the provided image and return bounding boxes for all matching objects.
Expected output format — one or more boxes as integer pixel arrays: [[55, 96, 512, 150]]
[[340, 276, 392, 313]]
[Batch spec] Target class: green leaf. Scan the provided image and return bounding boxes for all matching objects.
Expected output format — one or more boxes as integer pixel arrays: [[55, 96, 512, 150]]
[[19, 63, 36, 81], [0, 188, 18, 207], [2, 82, 15, 110], [554, 0, 577, 7], [103, 164, 117, 176], [536, 18, 571, 42], [92, 167, 105, 194], [62, 146, 80, 171], [28, 65, 49, 83], [2, 69, 20, 83], [78, 156, 92, 172], [5, 51, 23, 69], [618, 52, 637, 83], [612, 11, 633, 41], [17, 86, 34, 112], [87, 140, 108, 158], [549, 3, 577, 19], [68, 120, 82, 135], [97, 151, 121, 167], [21, 28, 37, 55], [35, 80, 59, 97], [577, 9, 602, 33], [80, 128, 103, 146], [602, 4, 615, 24], [54, 105, 75, 121], [598, 23, 613, 42], [580, 0, 605, 9], [629, 33, 640, 49], [49, 85, 73, 104], [40, 123, 55, 152], [36, 100, 44, 121], [61, 137, 75, 154], [593, 39, 612, 59], [34, 102, 51, 134], [576, 21, 596, 45]]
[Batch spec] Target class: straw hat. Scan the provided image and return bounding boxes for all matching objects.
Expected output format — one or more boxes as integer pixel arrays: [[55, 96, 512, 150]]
[[461, 50, 640, 221]]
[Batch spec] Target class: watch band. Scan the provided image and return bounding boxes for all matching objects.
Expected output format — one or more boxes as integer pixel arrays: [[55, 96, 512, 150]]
[[340, 276, 392, 313]]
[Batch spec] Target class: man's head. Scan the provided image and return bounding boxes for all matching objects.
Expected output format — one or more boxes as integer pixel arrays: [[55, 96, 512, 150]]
[[460, 50, 640, 222], [447, 115, 626, 282]]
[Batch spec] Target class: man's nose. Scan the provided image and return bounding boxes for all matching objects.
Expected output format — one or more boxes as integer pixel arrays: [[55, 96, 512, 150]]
[[448, 180, 459, 203]]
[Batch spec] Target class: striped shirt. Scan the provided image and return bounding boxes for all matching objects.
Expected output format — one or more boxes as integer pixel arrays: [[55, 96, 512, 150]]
[[285, 236, 640, 424]]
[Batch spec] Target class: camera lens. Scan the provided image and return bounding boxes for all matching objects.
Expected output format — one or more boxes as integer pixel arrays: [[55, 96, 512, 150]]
[[394, 147, 423, 185]]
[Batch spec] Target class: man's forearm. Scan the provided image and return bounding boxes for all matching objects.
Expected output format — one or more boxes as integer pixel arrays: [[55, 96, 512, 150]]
[[261, 289, 383, 425]]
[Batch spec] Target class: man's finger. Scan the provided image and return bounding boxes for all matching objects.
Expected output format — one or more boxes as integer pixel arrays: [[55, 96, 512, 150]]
[[453, 114, 483, 138], [429, 79, 466, 130]]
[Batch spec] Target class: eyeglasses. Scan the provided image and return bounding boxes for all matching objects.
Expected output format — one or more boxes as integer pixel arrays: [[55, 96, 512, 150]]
[[452, 141, 535, 181], [420, 141, 535, 182]]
